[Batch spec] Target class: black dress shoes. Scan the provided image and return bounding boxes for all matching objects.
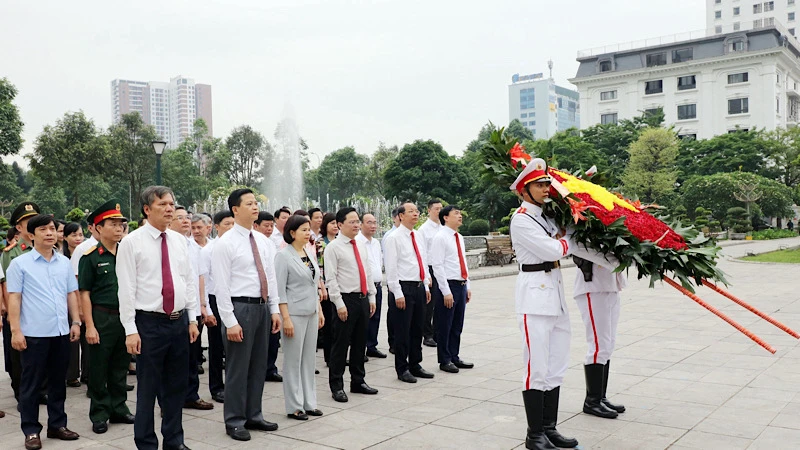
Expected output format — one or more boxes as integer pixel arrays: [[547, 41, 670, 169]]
[[423, 337, 438, 347], [265, 372, 283, 382], [126, 384, 134, 391], [351, 383, 378, 395], [332, 390, 349, 402], [389, 346, 395, 354], [211, 391, 225, 403], [92, 421, 108, 434], [453, 359, 474, 369], [288, 411, 308, 420], [226, 426, 251, 441], [244, 419, 278, 432], [410, 366, 434, 379], [439, 362, 459, 373], [366, 348, 387, 358], [164, 445, 191, 450], [305, 409, 323, 416], [197, 365, 204, 374], [109, 413, 135, 424], [397, 371, 418, 383]]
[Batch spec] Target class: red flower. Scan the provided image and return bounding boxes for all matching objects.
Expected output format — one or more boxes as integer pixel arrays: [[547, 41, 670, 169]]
[[510, 142, 531, 169], [567, 197, 591, 224]]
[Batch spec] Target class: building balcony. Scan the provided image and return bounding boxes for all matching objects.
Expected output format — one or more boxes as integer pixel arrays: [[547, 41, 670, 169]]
[[788, 86, 800, 99]]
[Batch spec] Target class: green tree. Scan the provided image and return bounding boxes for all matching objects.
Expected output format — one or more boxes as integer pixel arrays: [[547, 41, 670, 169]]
[[0, 78, 24, 156], [384, 140, 470, 203], [529, 129, 608, 174], [622, 128, 679, 203], [677, 129, 768, 180], [107, 112, 158, 216], [505, 119, 534, 142], [682, 171, 794, 222], [225, 125, 270, 187], [363, 142, 398, 197], [162, 140, 208, 207], [27, 111, 108, 207], [0, 162, 24, 207], [28, 177, 68, 218], [314, 147, 370, 208], [763, 127, 800, 188]]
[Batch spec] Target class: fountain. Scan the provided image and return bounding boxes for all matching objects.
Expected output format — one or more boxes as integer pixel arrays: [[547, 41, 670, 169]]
[[264, 111, 305, 211]]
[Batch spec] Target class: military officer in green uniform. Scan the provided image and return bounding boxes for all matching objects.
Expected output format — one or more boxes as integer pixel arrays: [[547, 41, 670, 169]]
[[1, 202, 40, 403], [78, 200, 135, 434]]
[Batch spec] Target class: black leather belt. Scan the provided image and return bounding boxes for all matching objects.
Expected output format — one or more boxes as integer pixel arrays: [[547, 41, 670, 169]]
[[136, 309, 185, 320], [342, 292, 367, 299], [447, 280, 468, 286], [232, 296, 265, 304], [520, 261, 561, 273], [92, 305, 119, 315], [400, 280, 424, 287]]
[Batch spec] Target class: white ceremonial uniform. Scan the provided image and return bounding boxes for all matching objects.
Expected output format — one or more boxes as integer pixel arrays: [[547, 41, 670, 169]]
[[510, 201, 615, 391], [574, 264, 626, 365]]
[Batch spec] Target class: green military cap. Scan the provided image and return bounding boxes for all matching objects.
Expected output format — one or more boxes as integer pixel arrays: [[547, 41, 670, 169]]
[[10, 202, 40, 226], [91, 199, 128, 226]]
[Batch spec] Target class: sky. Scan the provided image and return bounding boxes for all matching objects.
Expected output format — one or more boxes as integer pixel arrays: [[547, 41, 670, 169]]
[[1, 0, 705, 168]]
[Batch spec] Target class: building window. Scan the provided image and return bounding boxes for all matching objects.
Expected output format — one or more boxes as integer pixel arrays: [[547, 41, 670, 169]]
[[521, 113, 528, 118], [754, 19, 763, 28], [765, 1, 775, 11], [646, 52, 667, 67], [715, 10, 722, 18], [678, 75, 697, 90], [601, 113, 618, 125], [644, 108, 662, 118], [716, 25, 723, 33], [790, 12, 796, 21], [765, 17, 775, 26], [734, 21, 741, 30], [791, 28, 796, 35], [734, 6, 740, 15], [778, 72, 782, 83], [715, 0, 720, 3], [791, 0, 796, 5], [679, 133, 697, 140], [600, 90, 618, 100], [754, 4, 763, 13], [672, 48, 693, 63], [729, 40, 746, 52], [677, 104, 697, 120], [728, 72, 749, 83], [728, 98, 750, 114], [645, 80, 664, 95], [777, 97, 781, 113], [599, 60, 612, 72]]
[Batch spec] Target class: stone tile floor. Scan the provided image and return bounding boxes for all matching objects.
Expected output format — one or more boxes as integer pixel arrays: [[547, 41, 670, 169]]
[[0, 237, 799, 449]]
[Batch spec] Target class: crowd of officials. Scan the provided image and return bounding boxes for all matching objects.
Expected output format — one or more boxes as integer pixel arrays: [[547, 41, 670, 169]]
[[0, 187, 474, 450]]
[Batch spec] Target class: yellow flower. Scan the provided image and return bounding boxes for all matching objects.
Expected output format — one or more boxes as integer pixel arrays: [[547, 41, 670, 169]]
[[551, 169, 638, 212]]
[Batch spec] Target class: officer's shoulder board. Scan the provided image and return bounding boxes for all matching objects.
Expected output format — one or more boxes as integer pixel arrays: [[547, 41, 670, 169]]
[[83, 245, 98, 256], [2, 242, 17, 253], [515, 206, 528, 215]]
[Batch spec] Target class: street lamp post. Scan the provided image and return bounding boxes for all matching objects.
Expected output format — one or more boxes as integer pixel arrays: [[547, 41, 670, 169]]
[[152, 141, 167, 185]]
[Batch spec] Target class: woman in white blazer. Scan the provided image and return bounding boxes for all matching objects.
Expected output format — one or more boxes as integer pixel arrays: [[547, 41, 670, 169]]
[[276, 215, 325, 420]]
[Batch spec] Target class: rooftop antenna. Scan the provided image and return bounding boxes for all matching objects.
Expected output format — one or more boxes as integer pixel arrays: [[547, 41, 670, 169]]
[[548, 59, 554, 79]]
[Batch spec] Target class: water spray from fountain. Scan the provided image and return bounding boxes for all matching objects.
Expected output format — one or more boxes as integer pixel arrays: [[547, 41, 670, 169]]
[[263, 106, 305, 211]]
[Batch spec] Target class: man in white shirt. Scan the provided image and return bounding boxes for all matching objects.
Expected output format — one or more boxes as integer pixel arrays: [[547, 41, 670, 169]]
[[383, 202, 434, 384], [429, 205, 474, 374], [270, 207, 291, 251], [199, 210, 234, 404], [381, 208, 401, 353], [325, 207, 378, 403], [356, 213, 386, 359], [417, 199, 443, 348], [255, 210, 283, 383], [212, 189, 281, 442], [308, 208, 323, 242], [116, 186, 200, 450]]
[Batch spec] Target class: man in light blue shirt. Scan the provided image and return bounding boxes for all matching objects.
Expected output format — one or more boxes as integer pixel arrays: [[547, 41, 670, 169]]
[[7, 214, 82, 449]]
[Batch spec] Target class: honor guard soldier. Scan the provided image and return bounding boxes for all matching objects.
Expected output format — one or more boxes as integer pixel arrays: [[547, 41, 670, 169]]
[[510, 159, 616, 450], [78, 200, 135, 434], [1, 202, 41, 405]]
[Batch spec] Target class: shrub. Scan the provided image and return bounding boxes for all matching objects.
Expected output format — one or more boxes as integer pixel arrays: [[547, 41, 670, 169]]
[[127, 221, 139, 232], [726, 207, 752, 233], [751, 229, 797, 240], [468, 219, 490, 236], [65, 208, 85, 223], [497, 226, 510, 235]]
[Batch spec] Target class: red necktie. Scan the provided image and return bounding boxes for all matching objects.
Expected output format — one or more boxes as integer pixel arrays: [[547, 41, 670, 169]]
[[160, 232, 175, 314], [455, 233, 468, 280], [350, 240, 368, 295], [410, 231, 425, 281], [250, 232, 269, 300]]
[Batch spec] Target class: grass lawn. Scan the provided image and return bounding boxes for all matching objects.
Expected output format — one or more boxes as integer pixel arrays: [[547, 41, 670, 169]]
[[741, 248, 800, 263]]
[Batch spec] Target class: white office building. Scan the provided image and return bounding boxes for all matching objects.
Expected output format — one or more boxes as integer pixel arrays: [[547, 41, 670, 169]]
[[707, 0, 798, 36], [509, 72, 580, 139], [570, 23, 800, 139]]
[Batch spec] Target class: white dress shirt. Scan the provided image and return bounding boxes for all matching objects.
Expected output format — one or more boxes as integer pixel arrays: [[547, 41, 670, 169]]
[[324, 234, 377, 309], [212, 223, 279, 327], [117, 222, 199, 336], [71, 235, 98, 275], [355, 232, 382, 283], [383, 224, 431, 299], [199, 239, 216, 300], [417, 218, 441, 257], [430, 226, 471, 296], [270, 228, 288, 250]]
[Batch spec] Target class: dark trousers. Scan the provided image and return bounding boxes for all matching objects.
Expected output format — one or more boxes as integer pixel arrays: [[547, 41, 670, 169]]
[[366, 283, 382, 351], [19, 335, 70, 436], [435, 281, 467, 364], [207, 296, 225, 396], [67, 324, 89, 382], [193, 321, 204, 366], [329, 294, 369, 392], [185, 315, 202, 403], [320, 300, 335, 364], [88, 310, 131, 423], [390, 281, 425, 375], [134, 311, 189, 450], [267, 329, 280, 376], [3, 315, 22, 398], [424, 266, 440, 340], [387, 291, 395, 349]]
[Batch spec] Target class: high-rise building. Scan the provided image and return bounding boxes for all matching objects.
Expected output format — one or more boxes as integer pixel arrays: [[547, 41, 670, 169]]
[[707, 0, 798, 37], [508, 72, 580, 140], [110, 75, 212, 148], [570, 24, 800, 139]]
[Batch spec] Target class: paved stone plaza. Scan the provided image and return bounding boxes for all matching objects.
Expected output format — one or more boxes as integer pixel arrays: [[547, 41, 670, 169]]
[[0, 237, 798, 449]]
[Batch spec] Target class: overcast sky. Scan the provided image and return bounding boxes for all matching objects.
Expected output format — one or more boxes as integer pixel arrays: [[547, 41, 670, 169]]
[[2, 0, 705, 168]]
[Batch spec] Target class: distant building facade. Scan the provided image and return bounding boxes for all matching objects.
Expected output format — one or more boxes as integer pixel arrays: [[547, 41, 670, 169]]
[[707, 0, 798, 37], [508, 72, 580, 139], [111, 75, 212, 148]]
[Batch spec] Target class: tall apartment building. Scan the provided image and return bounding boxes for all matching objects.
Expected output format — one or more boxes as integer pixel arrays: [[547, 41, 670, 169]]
[[508, 72, 580, 139], [707, 0, 798, 36], [111, 75, 212, 148], [570, 23, 800, 139]]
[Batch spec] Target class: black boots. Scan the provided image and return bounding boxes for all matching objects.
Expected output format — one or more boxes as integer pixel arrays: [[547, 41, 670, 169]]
[[602, 361, 625, 413], [583, 364, 618, 419], [521, 390, 557, 450], [543, 387, 578, 448]]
